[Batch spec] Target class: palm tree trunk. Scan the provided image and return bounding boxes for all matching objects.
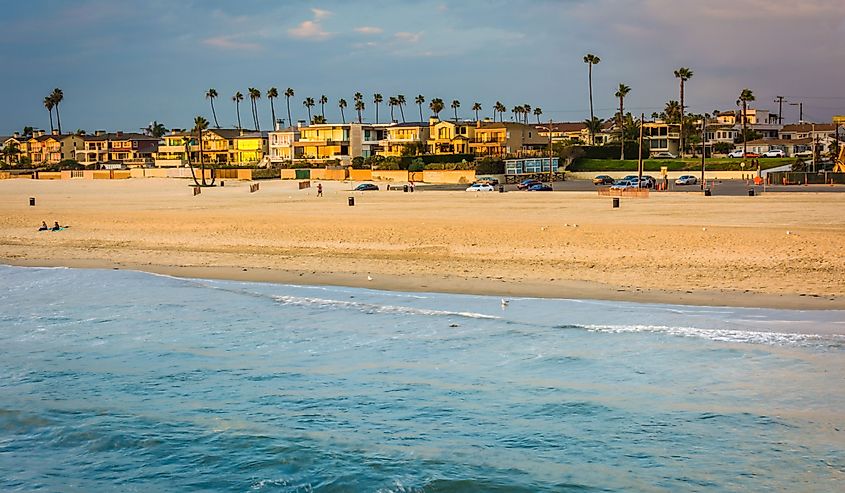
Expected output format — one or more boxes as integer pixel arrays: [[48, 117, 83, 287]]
[[679, 80, 685, 155], [375, 105, 379, 124], [211, 99, 220, 128], [307, 108, 312, 123], [620, 98, 625, 160], [742, 101, 748, 158], [255, 101, 260, 131], [321, 102, 325, 119], [48, 109, 54, 133], [236, 102, 242, 130], [286, 98, 292, 126], [340, 107, 346, 124], [270, 99, 276, 129], [199, 131, 206, 186], [55, 103, 62, 134], [418, 104, 423, 122], [588, 64, 594, 145], [399, 104, 405, 122]]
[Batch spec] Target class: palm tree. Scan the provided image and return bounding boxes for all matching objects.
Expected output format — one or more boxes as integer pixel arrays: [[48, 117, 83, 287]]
[[512, 106, 522, 122], [472, 102, 482, 121], [615, 83, 631, 159], [373, 93, 383, 123], [388, 96, 397, 122], [674, 67, 693, 153], [319, 95, 328, 119], [338, 98, 347, 123], [145, 121, 168, 138], [192, 116, 210, 186], [429, 98, 444, 118], [232, 92, 244, 130], [415, 95, 425, 121], [664, 100, 682, 123], [248, 87, 262, 130], [522, 104, 531, 124], [583, 117, 603, 143], [533, 107, 543, 124], [397, 94, 406, 122], [50, 88, 64, 134], [205, 88, 220, 128], [495, 101, 506, 122], [2, 142, 21, 165], [43, 96, 55, 133], [355, 99, 365, 123], [583, 53, 600, 144], [267, 87, 279, 128], [737, 88, 755, 158], [284, 88, 295, 126], [450, 100, 461, 121], [303, 97, 315, 123]]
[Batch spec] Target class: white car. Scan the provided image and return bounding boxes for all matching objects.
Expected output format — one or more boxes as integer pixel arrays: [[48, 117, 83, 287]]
[[610, 180, 633, 190], [465, 183, 495, 192], [652, 151, 678, 159], [727, 149, 745, 158], [763, 149, 785, 158], [675, 175, 698, 185]]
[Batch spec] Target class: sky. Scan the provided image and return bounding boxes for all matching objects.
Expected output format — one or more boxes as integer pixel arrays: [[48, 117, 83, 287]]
[[2, 0, 845, 135]]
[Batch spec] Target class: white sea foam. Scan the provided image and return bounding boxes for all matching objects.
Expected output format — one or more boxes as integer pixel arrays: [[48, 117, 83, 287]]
[[271, 295, 499, 319], [583, 324, 845, 347]]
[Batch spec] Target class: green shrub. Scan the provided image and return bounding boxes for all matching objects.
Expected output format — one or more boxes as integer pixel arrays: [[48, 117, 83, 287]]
[[475, 157, 505, 174]]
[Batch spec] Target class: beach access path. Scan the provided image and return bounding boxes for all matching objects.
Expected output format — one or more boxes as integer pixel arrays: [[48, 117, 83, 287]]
[[1, 178, 844, 310]]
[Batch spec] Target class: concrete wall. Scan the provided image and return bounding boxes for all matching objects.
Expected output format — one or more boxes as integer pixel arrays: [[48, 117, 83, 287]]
[[36, 172, 62, 180], [349, 169, 373, 181], [281, 169, 297, 180], [422, 170, 476, 184], [372, 170, 408, 182], [568, 171, 766, 181], [310, 168, 347, 181]]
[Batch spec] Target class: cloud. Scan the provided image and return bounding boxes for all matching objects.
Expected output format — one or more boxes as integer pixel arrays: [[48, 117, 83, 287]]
[[201, 36, 262, 51], [311, 8, 331, 20], [354, 26, 383, 35], [288, 8, 332, 40], [394, 31, 422, 43]]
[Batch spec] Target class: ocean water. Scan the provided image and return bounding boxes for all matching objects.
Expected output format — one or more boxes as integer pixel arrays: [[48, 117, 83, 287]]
[[1, 265, 844, 492]]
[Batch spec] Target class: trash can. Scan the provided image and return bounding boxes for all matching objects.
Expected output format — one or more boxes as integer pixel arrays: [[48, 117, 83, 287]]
[[220, 181, 224, 187], [29, 197, 35, 206], [403, 185, 408, 193], [612, 197, 620, 208], [348, 196, 355, 207], [499, 185, 504, 193], [748, 189, 755, 196], [704, 189, 711, 196]]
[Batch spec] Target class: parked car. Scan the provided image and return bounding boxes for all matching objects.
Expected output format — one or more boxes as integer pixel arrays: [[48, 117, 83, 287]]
[[593, 175, 614, 185], [728, 149, 760, 158], [527, 183, 553, 191], [794, 149, 813, 158], [466, 183, 495, 192], [629, 178, 654, 189], [652, 151, 678, 159], [622, 175, 639, 182], [610, 180, 633, 189], [475, 176, 500, 186], [675, 175, 698, 185], [762, 149, 785, 158], [354, 183, 379, 191], [517, 179, 542, 190]]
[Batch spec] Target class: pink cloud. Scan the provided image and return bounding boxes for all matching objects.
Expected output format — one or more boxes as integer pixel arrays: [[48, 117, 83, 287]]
[[202, 36, 262, 51]]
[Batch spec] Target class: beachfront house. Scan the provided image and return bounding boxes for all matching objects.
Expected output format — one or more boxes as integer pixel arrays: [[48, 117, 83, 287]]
[[379, 122, 430, 157], [28, 131, 84, 164], [469, 121, 548, 157], [268, 126, 302, 164], [427, 118, 475, 155]]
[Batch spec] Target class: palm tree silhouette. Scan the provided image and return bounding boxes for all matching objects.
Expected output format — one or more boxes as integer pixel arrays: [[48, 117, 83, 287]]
[[338, 98, 347, 123], [43, 96, 55, 133], [319, 95, 328, 119], [388, 96, 398, 122], [232, 92, 244, 130], [583, 117, 603, 143], [51, 88, 64, 134], [583, 53, 600, 144], [615, 83, 631, 159], [284, 88, 295, 126], [522, 104, 531, 124], [494, 101, 506, 122], [206, 89, 220, 128], [674, 67, 693, 154], [191, 116, 210, 186], [737, 88, 755, 158], [373, 93, 383, 123], [429, 98, 444, 118], [533, 107, 543, 124], [145, 121, 168, 138], [267, 87, 279, 128], [472, 102, 482, 122], [303, 97, 315, 123], [397, 94, 406, 122], [248, 88, 261, 130], [415, 95, 425, 121], [355, 100, 365, 123], [451, 100, 461, 121]]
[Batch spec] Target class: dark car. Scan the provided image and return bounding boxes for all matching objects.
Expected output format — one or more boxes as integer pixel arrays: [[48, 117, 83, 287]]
[[354, 183, 379, 191], [593, 175, 614, 185], [527, 183, 553, 191], [517, 179, 542, 190]]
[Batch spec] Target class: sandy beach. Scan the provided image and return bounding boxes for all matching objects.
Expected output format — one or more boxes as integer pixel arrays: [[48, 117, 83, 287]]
[[1, 178, 844, 309]]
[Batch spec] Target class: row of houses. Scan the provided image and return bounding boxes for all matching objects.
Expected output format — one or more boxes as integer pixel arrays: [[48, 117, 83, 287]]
[[3, 109, 843, 167]]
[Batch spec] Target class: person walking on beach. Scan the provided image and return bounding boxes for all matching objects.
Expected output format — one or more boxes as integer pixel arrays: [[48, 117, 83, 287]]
[[317, 183, 323, 197]]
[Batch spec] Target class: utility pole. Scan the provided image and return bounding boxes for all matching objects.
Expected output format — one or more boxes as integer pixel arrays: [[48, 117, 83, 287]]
[[548, 119, 553, 184], [700, 117, 706, 191], [638, 113, 644, 186], [774, 96, 785, 124], [812, 123, 816, 173], [790, 102, 803, 123]]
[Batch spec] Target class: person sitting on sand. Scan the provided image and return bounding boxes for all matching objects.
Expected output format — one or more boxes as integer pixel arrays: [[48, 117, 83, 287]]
[[39, 221, 48, 231], [51, 221, 61, 231]]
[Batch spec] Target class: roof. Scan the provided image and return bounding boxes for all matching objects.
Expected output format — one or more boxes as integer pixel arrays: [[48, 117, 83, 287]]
[[206, 128, 243, 139], [82, 132, 159, 141], [234, 131, 268, 139], [781, 123, 838, 132], [389, 121, 429, 127]]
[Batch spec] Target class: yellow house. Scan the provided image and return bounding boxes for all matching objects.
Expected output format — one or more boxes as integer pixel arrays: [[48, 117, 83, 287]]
[[2, 135, 30, 165], [427, 118, 475, 154], [295, 124, 351, 160], [155, 131, 191, 166], [231, 132, 268, 164], [470, 122, 548, 157], [28, 133, 84, 164], [380, 122, 430, 157]]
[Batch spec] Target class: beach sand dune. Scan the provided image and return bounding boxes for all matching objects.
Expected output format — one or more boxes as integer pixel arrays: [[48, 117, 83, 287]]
[[2, 178, 844, 309]]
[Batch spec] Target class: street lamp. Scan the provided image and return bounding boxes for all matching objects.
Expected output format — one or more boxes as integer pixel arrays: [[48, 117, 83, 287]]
[[535, 120, 555, 183]]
